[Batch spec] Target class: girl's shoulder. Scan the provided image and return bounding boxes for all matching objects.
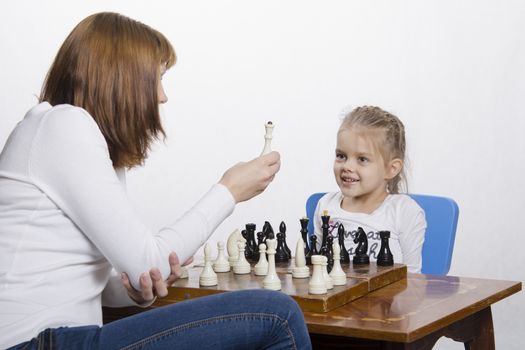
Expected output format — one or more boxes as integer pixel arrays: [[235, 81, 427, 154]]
[[318, 191, 343, 207], [383, 194, 424, 214]]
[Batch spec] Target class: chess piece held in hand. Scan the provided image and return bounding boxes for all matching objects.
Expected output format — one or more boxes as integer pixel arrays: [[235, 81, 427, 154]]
[[260, 121, 274, 156]]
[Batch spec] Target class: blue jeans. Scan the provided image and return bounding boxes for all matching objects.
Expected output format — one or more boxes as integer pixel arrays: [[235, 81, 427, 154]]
[[9, 289, 312, 350]]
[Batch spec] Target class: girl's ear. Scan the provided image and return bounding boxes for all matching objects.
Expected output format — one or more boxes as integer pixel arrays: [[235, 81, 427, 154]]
[[385, 158, 403, 180]]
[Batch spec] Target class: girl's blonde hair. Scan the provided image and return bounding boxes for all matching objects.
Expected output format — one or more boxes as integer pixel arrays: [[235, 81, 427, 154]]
[[341, 106, 407, 193], [40, 12, 176, 168]]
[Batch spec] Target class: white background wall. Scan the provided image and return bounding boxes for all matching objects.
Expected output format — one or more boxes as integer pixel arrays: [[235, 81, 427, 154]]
[[1, 1, 523, 348]]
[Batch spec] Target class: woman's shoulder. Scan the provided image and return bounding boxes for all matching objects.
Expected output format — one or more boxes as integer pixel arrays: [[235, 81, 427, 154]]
[[37, 103, 104, 142]]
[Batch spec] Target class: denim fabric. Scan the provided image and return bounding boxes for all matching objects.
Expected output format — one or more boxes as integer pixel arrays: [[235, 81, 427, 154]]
[[9, 289, 312, 350]]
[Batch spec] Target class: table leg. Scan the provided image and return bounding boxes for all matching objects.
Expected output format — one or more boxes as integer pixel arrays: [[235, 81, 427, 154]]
[[444, 306, 495, 350], [309, 306, 495, 350]]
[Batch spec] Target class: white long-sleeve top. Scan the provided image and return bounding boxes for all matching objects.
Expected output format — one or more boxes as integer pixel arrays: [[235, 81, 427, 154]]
[[0, 102, 235, 348]]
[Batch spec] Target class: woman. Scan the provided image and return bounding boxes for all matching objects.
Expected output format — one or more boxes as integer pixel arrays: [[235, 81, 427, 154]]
[[0, 12, 311, 349]]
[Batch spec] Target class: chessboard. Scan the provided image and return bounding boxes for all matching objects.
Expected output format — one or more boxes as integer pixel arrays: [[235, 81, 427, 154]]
[[157, 261, 406, 313]]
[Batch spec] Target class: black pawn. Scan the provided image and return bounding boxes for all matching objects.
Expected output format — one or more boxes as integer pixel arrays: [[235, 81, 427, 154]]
[[257, 231, 265, 247], [275, 232, 289, 262], [309, 235, 319, 256], [352, 227, 370, 265], [325, 235, 335, 273], [320, 211, 330, 252], [338, 224, 350, 264], [377, 231, 394, 266], [279, 221, 292, 259], [299, 217, 310, 256], [245, 223, 258, 262]]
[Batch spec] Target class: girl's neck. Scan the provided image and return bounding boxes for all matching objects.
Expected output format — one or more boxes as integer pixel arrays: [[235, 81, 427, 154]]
[[341, 190, 389, 214]]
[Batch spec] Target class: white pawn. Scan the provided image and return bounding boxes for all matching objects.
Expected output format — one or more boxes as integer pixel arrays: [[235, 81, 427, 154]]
[[213, 241, 230, 273], [199, 243, 218, 286], [254, 243, 269, 276], [292, 238, 310, 278], [233, 241, 251, 274], [260, 121, 274, 156], [263, 238, 281, 290], [322, 256, 334, 290], [227, 229, 243, 264], [329, 242, 347, 286], [308, 255, 327, 295]]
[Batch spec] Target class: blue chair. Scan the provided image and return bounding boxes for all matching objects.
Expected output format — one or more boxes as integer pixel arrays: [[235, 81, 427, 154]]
[[305, 192, 459, 275]]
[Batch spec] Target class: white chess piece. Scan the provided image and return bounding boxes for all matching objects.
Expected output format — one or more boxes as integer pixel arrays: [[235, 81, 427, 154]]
[[213, 241, 230, 273], [260, 121, 274, 156], [322, 256, 334, 290], [329, 242, 347, 286], [308, 255, 327, 295], [292, 238, 310, 278], [227, 229, 243, 264], [263, 238, 281, 290], [199, 243, 218, 286], [254, 243, 269, 276], [233, 241, 251, 274]]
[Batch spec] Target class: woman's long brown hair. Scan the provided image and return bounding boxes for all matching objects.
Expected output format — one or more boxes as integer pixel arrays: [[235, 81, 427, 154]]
[[40, 12, 176, 168]]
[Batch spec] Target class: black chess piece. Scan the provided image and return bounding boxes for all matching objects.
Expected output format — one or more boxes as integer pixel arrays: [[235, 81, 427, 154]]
[[337, 224, 350, 264], [245, 223, 258, 262], [262, 221, 275, 242], [279, 221, 292, 259], [377, 231, 394, 266], [257, 231, 265, 247], [275, 232, 289, 262], [320, 211, 330, 252], [309, 235, 319, 256], [325, 235, 335, 273], [299, 217, 310, 256], [352, 227, 370, 265]]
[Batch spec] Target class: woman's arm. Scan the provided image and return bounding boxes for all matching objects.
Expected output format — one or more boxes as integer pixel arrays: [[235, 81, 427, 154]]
[[29, 106, 235, 289]]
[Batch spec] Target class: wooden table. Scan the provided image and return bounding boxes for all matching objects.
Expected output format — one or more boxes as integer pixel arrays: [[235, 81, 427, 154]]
[[103, 273, 521, 350], [305, 273, 521, 349]]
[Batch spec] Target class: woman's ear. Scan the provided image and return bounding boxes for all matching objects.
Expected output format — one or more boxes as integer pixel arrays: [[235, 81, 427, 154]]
[[385, 158, 403, 180]]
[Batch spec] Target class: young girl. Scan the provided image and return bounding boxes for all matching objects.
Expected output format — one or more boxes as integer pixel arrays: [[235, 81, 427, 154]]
[[313, 106, 426, 273], [0, 12, 311, 349]]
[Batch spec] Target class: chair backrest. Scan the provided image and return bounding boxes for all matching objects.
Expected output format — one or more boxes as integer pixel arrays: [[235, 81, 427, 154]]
[[305, 192, 459, 275]]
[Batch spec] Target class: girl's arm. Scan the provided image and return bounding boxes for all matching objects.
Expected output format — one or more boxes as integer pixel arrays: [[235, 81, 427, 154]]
[[398, 201, 426, 273]]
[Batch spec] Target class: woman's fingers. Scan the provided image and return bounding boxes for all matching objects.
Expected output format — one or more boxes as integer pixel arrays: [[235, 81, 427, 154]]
[[149, 268, 168, 298]]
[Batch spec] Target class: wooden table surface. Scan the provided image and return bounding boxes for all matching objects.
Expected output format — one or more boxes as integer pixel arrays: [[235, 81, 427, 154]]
[[305, 273, 521, 349], [103, 271, 521, 349]]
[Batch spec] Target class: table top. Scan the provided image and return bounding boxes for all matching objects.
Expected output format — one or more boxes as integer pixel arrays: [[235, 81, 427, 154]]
[[303, 273, 522, 343]]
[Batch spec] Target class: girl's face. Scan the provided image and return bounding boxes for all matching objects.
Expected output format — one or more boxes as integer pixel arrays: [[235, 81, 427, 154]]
[[333, 127, 393, 204], [158, 63, 168, 104]]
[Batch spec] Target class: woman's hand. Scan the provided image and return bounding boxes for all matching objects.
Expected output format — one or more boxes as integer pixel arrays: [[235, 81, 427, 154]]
[[121, 252, 193, 304], [219, 151, 281, 203]]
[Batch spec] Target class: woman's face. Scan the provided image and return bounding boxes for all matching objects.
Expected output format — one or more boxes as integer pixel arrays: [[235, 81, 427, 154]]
[[158, 63, 168, 104]]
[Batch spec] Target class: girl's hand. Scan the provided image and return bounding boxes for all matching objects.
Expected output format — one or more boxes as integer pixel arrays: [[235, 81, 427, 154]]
[[121, 252, 193, 304], [219, 151, 281, 203]]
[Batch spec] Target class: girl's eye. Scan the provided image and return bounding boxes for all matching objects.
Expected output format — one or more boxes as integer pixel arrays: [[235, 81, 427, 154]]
[[335, 153, 346, 161], [358, 156, 369, 163]]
